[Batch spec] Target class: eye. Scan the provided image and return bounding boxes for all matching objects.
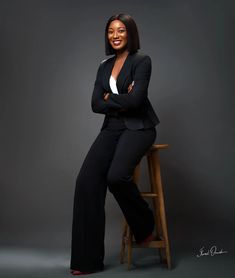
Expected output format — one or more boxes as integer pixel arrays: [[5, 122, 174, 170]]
[[119, 29, 126, 33]]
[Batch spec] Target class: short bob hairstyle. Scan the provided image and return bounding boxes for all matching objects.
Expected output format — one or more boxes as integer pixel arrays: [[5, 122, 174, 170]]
[[105, 14, 140, 55]]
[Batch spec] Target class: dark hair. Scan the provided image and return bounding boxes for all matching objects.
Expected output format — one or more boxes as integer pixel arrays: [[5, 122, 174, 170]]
[[105, 14, 140, 55]]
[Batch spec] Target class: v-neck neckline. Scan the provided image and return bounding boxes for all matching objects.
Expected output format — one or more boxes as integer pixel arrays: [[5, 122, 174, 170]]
[[111, 52, 130, 83]]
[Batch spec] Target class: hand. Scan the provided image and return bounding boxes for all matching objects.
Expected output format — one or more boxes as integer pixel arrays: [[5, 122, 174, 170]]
[[128, 81, 134, 93], [103, 92, 110, 101]]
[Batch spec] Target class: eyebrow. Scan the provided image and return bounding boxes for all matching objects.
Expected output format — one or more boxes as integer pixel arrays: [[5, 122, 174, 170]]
[[108, 27, 126, 30]]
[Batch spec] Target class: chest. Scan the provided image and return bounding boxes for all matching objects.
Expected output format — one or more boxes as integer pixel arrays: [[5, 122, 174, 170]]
[[102, 62, 133, 94], [111, 58, 127, 80]]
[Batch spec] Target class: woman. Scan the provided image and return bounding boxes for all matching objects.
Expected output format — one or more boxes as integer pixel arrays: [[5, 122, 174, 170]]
[[70, 14, 160, 275]]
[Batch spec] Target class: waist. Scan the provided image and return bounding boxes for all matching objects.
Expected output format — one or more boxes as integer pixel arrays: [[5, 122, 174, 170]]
[[105, 112, 126, 129], [107, 111, 123, 118]]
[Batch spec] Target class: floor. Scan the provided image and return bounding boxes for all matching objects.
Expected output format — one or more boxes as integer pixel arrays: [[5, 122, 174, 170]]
[[0, 244, 234, 278]]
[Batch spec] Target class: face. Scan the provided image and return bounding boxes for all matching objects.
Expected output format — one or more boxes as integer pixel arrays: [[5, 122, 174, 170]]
[[107, 20, 128, 52]]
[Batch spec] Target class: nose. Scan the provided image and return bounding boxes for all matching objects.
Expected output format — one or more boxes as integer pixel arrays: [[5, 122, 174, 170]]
[[113, 31, 119, 38]]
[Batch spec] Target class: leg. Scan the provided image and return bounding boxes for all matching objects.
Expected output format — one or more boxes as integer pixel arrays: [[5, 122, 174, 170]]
[[107, 127, 157, 243], [70, 129, 123, 272]]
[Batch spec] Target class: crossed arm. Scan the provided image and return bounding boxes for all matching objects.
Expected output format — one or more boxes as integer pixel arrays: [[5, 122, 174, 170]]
[[91, 55, 151, 114]]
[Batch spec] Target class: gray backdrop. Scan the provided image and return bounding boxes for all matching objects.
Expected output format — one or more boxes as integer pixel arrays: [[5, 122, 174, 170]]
[[0, 0, 234, 274]]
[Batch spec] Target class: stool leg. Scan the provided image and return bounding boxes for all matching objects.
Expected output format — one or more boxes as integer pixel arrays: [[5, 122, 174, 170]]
[[120, 219, 128, 264], [120, 162, 140, 268], [153, 150, 172, 269], [127, 226, 133, 270], [147, 153, 163, 237], [133, 162, 141, 184], [147, 153, 164, 261]]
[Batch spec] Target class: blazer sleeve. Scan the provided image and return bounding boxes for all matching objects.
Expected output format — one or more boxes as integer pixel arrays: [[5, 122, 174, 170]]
[[106, 55, 152, 110], [91, 61, 122, 114]]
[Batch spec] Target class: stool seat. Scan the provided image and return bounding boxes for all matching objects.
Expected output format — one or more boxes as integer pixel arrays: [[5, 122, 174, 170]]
[[120, 144, 172, 270], [150, 144, 169, 150]]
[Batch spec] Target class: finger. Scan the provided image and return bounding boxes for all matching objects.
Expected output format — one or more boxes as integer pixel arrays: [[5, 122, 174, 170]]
[[128, 85, 133, 93]]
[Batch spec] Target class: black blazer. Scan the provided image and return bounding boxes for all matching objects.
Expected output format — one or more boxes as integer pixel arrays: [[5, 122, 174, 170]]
[[91, 51, 160, 130]]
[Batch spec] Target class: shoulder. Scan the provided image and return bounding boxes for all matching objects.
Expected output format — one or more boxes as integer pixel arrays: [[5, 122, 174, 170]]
[[131, 51, 152, 70], [96, 55, 114, 72], [100, 58, 108, 64], [99, 55, 114, 65], [131, 51, 151, 65]]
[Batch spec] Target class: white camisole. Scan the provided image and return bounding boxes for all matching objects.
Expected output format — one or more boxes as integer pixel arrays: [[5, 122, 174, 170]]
[[109, 75, 119, 94]]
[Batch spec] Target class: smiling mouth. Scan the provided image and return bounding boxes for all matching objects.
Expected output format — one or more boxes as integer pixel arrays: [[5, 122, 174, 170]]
[[113, 40, 122, 45]]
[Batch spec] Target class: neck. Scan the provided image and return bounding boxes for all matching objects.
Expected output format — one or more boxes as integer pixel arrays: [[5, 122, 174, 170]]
[[115, 49, 129, 59]]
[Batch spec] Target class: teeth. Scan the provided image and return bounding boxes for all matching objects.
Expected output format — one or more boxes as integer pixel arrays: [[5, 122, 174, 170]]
[[113, 41, 121, 45]]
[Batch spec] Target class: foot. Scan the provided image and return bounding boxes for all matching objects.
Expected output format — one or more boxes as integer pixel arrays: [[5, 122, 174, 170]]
[[138, 233, 155, 245], [70, 269, 94, 275]]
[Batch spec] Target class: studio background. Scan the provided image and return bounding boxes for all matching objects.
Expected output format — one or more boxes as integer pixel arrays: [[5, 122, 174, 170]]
[[0, 0, 234, 277]]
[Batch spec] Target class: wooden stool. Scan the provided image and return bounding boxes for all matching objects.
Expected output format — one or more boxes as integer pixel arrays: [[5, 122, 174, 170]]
[[120, 144, 171, 270]]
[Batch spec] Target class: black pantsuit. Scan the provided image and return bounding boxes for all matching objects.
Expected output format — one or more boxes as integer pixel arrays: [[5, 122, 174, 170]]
[[70, 122, 156, 272], [70, 51, 160, 272]]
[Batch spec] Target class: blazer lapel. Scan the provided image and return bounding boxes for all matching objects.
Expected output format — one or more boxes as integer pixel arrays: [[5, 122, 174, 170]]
[[103, 56, 115, 92], [102, 52, 134, 94], [116, 53, 133, 94]]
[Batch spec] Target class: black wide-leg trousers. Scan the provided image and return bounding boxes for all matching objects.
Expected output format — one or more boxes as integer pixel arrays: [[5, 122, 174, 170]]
[[70, 127, 157, 272]]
